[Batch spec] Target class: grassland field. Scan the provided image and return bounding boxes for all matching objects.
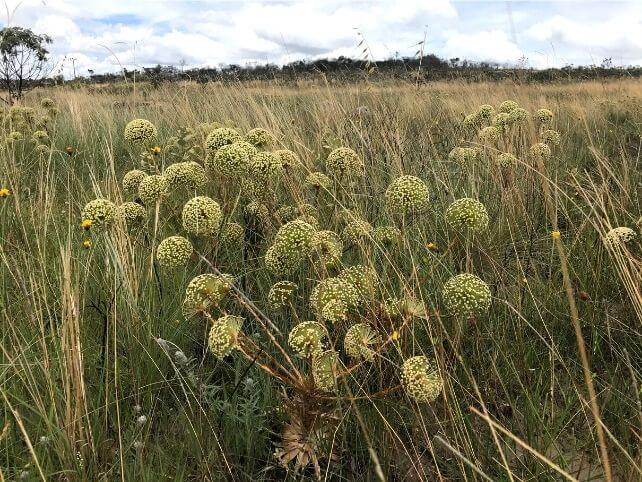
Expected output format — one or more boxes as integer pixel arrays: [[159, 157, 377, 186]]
[[0, 78, 641, 481]]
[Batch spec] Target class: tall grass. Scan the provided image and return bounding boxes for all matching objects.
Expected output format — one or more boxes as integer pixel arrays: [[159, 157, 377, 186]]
[[0, 79, 641, 481]]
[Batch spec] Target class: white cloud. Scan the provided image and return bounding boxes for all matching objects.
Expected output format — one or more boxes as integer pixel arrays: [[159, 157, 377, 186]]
[[441, 30, 525, 65], [526, 14, 642, 65], [1, 0, 640, 77]]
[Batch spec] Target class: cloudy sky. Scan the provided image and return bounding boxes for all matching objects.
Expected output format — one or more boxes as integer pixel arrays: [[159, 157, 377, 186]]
[[2, 0, 641, 77]]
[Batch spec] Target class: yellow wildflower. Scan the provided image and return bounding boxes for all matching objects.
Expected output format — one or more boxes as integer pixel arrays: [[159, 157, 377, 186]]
[[0, 188, 10, 198], [551, 230, 561, 239], [391, 330, 400, 341], [426, 242, 438, 252], [82, 240, 91, 249], [81, 219, 93, 230], [151, 146, 161, 155]]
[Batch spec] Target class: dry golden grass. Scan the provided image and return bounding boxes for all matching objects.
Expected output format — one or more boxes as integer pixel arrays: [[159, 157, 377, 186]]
[[0, 78, 640, 481]]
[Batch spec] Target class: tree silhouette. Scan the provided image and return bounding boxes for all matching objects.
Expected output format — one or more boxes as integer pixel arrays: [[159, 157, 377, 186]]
[[0, 26, 52, 104]]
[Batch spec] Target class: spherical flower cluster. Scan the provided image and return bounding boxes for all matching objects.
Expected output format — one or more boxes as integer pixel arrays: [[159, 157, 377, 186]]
[[463, 113, 480, 128], [492, 112, 510, 127], [312, 350, 339, 392], [116, 201, 147, 229], [221, 222, 244, 244], [373, 225, 402, 245], [182, 196, 222, 236], [508, 108, 529, 124], [205, 127, 242, 154], [208, 142, 250, 177], [464, 147, 482, 163], [442, 273, 491, 318], [536, 108, 554, 124], [273, 219, 317, 252], [122, 170, 148, 197], [344, 323, 380, 362], [265, 220, 317, 275], [35, 144, 50, 155], [249, 151, 283, 181], [245, 128, 276, 148], [310, 277, 360, 323], [311, 230, 343, 267], [296, 213, 319, 229], [243, 201, 270, 232], [164, 162, 204, 190], [326, 147, 363, 177], [81, 198, 117, 230], [477, 104, 495, 122], [7, 131, 23, 142], [189, 162, 207, 186], [268, 280, 297, 309], [40, 97, 55, 109], [496, 152, 518, 168], [31, 130, 49, 144], [604, 227, 637, 246], [305, 171, 331, 190], [337, 265, 375, 303], [341, 218, 373, 245], [276, 206, 298, 224], [541, 129, 561, 146], [21, 107, 35, 123], [274, 149, 300, 169], [288, 321, 327, 357], [233, 140, 258, 157], [385, 175, 429, 214], [401, 356, 443, 403], [478, 126, 501, 144], [138, 175, 168, 206], [208, 315, 244, 359], [445, 198, 489, 233], [529, 142, 551, 161], [498, 100, 519, 113], [156, 236, 193, 268], [124, 119, 157, 146], [183, 273, 234, 317], [35, 116, 51, 130]]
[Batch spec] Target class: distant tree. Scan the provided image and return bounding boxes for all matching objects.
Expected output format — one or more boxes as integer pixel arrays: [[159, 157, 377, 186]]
[[0, 26, 52, 104]]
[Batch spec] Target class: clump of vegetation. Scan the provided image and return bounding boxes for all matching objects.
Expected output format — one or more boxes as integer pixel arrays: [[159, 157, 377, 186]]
[[0, 80, 640, 482]]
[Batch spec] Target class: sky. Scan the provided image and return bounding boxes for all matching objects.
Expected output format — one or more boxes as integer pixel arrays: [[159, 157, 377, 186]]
[[2, 0, 641, 77]]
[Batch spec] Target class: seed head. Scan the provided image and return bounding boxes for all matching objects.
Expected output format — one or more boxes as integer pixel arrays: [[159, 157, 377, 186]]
[[183, 273, 234, 318], [181, 196, 222, 236], [442, 273, 491, 318], [124, 119, 157, 146], [385, 175, 429, 214], [138, 175, 168, 206], [445, 198, 489, 233], [344, 323, 380, 362], [288, 321, 327, 357], [401, 356, 443, 402], [326, 147, 363, 177], [156, 236, 193, 268], [245, 127, 276, 148], [268, 280, 297, 309], [81, 198, 117, 230], [208, 315, 244, 359]]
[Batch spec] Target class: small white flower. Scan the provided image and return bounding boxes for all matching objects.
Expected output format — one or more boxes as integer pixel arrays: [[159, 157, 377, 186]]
[[136, 415, 148, 426]]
